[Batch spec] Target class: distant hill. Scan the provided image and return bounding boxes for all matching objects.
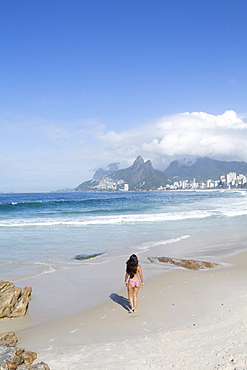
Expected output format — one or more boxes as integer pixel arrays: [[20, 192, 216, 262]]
[[164, 157, 247, 181], [75, 156, 247, 191], [93, 162, 120, 179], [75, 156, 173, 191]]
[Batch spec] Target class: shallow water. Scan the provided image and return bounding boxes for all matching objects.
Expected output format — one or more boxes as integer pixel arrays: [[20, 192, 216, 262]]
[[0, 190, 247, 282]]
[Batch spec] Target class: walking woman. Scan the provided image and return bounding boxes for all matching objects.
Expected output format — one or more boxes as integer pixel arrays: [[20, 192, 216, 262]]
[[124, 254, 144, 312]]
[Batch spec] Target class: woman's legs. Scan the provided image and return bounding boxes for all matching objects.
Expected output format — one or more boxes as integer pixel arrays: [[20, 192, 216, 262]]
[[132, 285, 140, 312], [127, 283, 140, 312], [127, 284, 134, 311]]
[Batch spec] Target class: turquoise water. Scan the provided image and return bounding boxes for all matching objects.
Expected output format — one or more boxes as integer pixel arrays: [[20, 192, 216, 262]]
[[1, 190, 247, 281]]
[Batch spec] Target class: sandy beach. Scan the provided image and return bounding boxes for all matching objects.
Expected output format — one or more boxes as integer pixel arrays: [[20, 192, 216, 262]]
[[1, 248, 247, 369]]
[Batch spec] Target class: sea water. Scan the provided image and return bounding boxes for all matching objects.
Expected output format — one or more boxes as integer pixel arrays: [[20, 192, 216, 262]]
[[1, 190, 247, 283]]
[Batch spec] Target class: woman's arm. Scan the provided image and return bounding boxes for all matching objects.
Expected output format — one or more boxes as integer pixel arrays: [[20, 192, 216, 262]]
[[138, 265, 144, 286], [124, 272, 129, 286]]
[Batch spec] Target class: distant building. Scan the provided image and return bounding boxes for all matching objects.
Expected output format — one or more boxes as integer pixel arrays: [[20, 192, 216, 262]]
[[167, 170, 247, 191], [236, 174, 247, 186], [219, 175, 226, 187], [226, 172, 236, 186]]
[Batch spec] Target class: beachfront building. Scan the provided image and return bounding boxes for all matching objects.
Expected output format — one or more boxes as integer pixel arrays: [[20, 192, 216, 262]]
[[236, 174, 247, 186], [168, 171, 247, 190], [173, 181, 180, 189], [219, 175, 226, 187], [191, 178, 198, 189], [119, 183, 129, 191], [207, 179, 215, 188], [226, 172, 237, 187], [92, 177, 125, 191]]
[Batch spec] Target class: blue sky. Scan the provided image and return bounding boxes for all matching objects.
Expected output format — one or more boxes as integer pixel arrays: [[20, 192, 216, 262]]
[[1, 0, 247, 192]]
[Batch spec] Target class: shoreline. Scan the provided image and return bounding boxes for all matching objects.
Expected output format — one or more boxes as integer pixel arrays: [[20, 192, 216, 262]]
[[1, 227, 247, 330], [1, 248, 247, 369]]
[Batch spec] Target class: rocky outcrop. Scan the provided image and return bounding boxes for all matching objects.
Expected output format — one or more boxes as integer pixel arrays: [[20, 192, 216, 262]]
[[128, 158, 155, 188], [0, 282, 32, 319], [148, 257, 219, 270], [111, 156, 172, 190], [0, 332, 50, 370], [74, 252, 104, 260]]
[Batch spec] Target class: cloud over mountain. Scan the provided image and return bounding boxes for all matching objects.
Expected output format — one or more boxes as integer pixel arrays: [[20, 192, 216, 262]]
[[1, 109, 247, 191], [99, 110, 247, 168]]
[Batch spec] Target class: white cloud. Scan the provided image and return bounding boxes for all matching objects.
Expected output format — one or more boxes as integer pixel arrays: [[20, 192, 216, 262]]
[[100, 130, 123, 146], [98, 110, 247, 169], [1, 109, 247, 191]]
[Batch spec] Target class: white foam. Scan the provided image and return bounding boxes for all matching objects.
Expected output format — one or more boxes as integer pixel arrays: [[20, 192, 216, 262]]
[[223, 209, 247, 217], [13, 267, 57, 282], [1, 261, 57, 282], [0, 210, 212, 227], [135, 235, 190, 250]]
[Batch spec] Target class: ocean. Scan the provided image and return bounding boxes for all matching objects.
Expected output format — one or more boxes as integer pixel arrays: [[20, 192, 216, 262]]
[[1, 190, 247, 284]]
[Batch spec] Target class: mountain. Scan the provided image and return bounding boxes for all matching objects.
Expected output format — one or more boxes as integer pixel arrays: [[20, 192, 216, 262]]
[[164, 157, 247, 181], [93, 162, 120, 179], [75, 156, 172, 191]]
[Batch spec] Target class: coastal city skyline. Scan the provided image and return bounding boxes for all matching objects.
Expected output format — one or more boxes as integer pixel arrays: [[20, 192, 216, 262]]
[[76, 167, 247, 192], [170, 172, 247, 191], [62, 155, 247, 192], [1, 1, 247, 192]]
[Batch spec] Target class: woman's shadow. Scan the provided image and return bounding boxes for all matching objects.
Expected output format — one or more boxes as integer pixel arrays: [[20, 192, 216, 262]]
[[109, 293, 131, 312]]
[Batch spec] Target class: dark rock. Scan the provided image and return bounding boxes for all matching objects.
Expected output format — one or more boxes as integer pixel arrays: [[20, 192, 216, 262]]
[[74, 253, 104, 261], [148, 257, 219, 270]]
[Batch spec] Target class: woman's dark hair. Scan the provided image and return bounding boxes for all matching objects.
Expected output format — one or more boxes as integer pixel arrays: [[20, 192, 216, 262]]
[[126, 254, 139, 279]]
